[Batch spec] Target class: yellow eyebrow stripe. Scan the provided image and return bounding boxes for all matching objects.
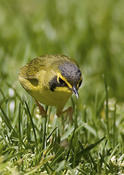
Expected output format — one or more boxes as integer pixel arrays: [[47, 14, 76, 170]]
[[57, 73, 72, 89]]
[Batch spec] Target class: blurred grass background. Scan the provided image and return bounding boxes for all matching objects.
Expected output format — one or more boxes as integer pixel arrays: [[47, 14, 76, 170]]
[[0, 0, 124, 100], [0, 0, 124, 174]]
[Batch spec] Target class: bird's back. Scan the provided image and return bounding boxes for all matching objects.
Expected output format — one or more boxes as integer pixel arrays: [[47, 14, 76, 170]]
[[19, 55, 73, 79]]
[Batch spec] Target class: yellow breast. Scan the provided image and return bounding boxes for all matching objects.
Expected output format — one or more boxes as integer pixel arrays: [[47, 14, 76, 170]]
[[19, 72, 72, 111], [31, 86, 72, 110]]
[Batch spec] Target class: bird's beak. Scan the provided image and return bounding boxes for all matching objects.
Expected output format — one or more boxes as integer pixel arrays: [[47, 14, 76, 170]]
[[72, 86, 79, 98]]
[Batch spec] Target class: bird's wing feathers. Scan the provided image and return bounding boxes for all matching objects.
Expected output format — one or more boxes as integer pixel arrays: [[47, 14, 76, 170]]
[[19, 55, 74, 79], [19, 57, 46, 79]]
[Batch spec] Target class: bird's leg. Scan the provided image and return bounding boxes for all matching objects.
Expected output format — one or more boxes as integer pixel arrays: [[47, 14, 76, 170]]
[[35, 100, 46, 117], [57, 106, 73, 121], [62, 106, 73, 121]]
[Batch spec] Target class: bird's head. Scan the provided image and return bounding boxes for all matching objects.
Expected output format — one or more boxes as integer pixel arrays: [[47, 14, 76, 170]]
[[49, 61, 82, 98]]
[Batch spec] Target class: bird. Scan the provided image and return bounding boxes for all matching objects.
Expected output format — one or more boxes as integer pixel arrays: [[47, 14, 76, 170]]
[[18, 55, 82, 116]]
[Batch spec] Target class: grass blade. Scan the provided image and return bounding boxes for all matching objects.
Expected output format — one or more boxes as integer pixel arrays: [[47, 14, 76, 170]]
[[0, 105, 18, 137], [104, 76, 110, 139], [25, 101, 37, 148]]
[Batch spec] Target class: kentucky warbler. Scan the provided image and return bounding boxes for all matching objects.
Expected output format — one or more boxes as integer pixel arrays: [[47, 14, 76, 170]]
[[18, 55, 82, 116]]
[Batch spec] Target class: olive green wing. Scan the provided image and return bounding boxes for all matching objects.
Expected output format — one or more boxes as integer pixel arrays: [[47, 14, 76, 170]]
[[19, 54, 75, 79], [19, 57, 47, 79], [18, 57, 48, 90]]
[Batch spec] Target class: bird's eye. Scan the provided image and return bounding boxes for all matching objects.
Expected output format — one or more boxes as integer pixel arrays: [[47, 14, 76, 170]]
[[59, 77, 65, 85], [78, 79, 82, 88]]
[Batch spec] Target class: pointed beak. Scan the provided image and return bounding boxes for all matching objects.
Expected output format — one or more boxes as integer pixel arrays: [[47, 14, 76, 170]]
[[72, 86, 79, 98]]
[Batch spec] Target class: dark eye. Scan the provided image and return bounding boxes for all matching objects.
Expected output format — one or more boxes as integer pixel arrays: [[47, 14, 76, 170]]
[[78, 79, 82, 88], [59, 77, 65, 85]]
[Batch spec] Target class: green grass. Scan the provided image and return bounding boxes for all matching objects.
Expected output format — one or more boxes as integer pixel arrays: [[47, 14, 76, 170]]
[[0, 0, 124, 174], [0, 82, 124, 174]]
